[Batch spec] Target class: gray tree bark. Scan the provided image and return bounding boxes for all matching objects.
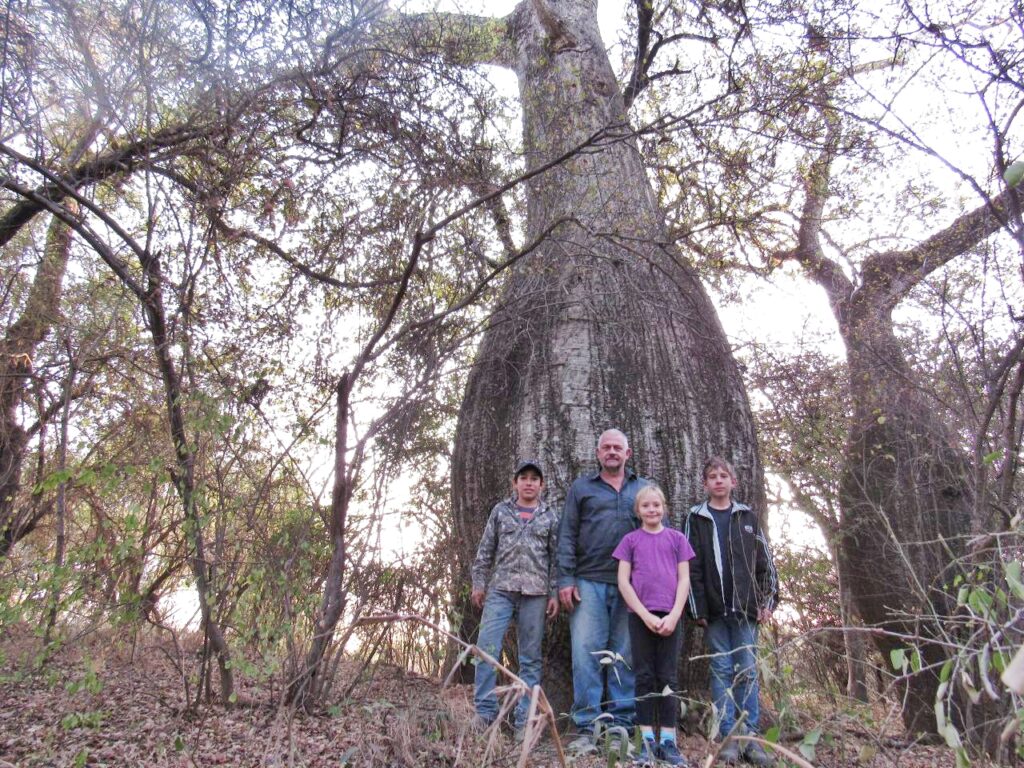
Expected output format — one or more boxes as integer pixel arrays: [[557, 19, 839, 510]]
[[450, 0, 764, 713], [0, 217, 73, 556], [783, 110, 1019, 735]]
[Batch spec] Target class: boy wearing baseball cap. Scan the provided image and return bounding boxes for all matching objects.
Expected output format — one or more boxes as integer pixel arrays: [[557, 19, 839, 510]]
[[471, 460, 559, 737]]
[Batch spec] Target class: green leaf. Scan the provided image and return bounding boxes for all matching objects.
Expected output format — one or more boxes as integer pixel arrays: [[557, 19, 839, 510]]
[[764, 726, 781, 743], [992, 651, 1008, 675], [940, 659, 954, 682], [968, 588, 993, 617], [911, 649, 923, 673], [982, 449, 1004, 465], [890, 648, 906, 671], [1004, 161, 1024, 188], [174, 734, 185, 751], [858, 744, 878, 762], [941, 721, 963, 749], [957, 584, 970, 606], [804, 728, 822, 745], [1006, 560, 1024, 600]]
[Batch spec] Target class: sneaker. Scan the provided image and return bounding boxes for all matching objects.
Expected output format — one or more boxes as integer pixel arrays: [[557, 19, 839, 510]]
[[472, 715, 495, 733], [717, 738, 741, 764], [659, 740, 689, 767], [634, 738, 658, 766], [742, 739, 772, 766], [566, 732, 597, 755]]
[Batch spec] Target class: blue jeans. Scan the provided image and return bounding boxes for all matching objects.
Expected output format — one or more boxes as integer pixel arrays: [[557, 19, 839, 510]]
[[706, 615, 760, 738], [474, 590, 548, 728], [569, 578, 635, 729]]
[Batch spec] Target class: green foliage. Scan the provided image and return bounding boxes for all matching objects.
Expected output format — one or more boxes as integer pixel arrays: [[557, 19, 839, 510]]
[[65, 659, 103, 696], [60, 710, 106, 730], [798, 727, 822, 761]]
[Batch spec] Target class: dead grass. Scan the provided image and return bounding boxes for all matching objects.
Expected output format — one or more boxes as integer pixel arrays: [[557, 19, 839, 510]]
[[0, 627, 983, 768]]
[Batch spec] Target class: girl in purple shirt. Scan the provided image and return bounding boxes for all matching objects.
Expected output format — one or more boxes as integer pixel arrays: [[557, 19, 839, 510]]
[[613, 485, 695, 766]]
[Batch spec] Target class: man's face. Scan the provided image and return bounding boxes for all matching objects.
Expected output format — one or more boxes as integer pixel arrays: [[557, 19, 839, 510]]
[[704, 467, 736, 502], [596, 431, 631, 473], [514, 469, 543, 503]]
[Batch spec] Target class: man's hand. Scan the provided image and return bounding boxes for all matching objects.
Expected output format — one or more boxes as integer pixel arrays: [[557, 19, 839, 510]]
[[559, 585, 580, 612], [695, 617, 708, 628], [471, 588, 486, 610], [546, 597, 558, 619]]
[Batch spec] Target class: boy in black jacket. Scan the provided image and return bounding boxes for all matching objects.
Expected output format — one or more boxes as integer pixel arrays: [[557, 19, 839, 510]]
[[684, 457, 778, 766]]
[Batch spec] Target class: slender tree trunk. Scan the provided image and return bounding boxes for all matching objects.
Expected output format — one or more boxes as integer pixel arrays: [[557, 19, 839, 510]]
[[451, 1, 763, 713], [1, 217, 73, 555], [836, 550, 870, 702], [139, 251, 234, 702], [44, 344, 74, 646], [288, 372, 352, 708]]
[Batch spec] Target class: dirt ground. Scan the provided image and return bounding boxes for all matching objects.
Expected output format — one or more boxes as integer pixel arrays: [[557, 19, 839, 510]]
[[0, 628, 969, 768]]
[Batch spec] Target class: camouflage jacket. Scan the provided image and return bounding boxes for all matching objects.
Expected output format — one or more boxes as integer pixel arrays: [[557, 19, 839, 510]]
[[471, 497, 559, 597]]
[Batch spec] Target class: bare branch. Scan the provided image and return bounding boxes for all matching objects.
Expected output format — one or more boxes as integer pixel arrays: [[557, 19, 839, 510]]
[[860, 185, 1020, 312]]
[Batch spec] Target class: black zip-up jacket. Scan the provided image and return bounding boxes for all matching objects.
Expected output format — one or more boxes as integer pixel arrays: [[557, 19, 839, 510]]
[[683, 501, 779, 622]]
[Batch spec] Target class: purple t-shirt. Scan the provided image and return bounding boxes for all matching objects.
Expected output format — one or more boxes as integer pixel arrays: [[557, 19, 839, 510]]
[[612, 527, 695, 613]]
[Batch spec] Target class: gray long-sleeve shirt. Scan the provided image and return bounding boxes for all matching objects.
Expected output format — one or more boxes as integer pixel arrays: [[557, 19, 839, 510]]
[[556, 470, 646, 587]]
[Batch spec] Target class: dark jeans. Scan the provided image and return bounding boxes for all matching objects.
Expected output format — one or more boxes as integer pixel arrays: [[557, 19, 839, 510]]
[[628, 612, 683, 731]]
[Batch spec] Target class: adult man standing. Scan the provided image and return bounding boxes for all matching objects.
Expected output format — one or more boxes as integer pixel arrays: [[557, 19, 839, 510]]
[[557, 428, 647, 735]]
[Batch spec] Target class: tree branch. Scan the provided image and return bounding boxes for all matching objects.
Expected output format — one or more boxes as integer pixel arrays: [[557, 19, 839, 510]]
[[859, 185, 1020, 312], [389, 10, 515, 70], [0, 126, 210, 247]]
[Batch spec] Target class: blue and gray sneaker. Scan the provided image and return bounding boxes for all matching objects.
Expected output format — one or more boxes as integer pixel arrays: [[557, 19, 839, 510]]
[[633, 738, 658, 765], [659, 740, 689, 766]]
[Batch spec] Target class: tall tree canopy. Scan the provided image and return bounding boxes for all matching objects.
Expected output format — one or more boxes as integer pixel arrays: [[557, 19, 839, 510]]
[[1, 0, 1021, 755]]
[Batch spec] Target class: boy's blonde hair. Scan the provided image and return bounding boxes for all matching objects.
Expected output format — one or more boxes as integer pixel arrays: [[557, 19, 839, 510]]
[[633, 484, 667, 514], [702, 456, 737, 481]]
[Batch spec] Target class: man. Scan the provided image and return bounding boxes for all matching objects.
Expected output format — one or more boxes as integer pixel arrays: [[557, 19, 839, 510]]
[[557, 428, 647, 736]]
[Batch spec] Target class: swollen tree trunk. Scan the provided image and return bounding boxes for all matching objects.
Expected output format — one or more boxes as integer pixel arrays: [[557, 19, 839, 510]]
[[839, 303, 972, 732], [784, 114, 1016, 734], [450, 0, 763, 712]]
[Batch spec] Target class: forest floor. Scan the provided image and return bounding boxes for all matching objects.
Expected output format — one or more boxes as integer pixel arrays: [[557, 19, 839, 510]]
[[0, 626, 975, 768]]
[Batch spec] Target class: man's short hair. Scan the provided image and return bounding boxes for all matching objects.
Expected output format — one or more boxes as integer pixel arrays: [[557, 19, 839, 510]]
[[597, 428, 629, 450]]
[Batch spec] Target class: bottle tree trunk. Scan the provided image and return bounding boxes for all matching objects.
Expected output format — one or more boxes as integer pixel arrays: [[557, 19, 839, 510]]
[[450, 0, 763, 714], [838, 307, 972, 733]]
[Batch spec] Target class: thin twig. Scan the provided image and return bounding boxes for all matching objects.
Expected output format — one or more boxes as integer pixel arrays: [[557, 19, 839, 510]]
[[355, 612, 567, 767]]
